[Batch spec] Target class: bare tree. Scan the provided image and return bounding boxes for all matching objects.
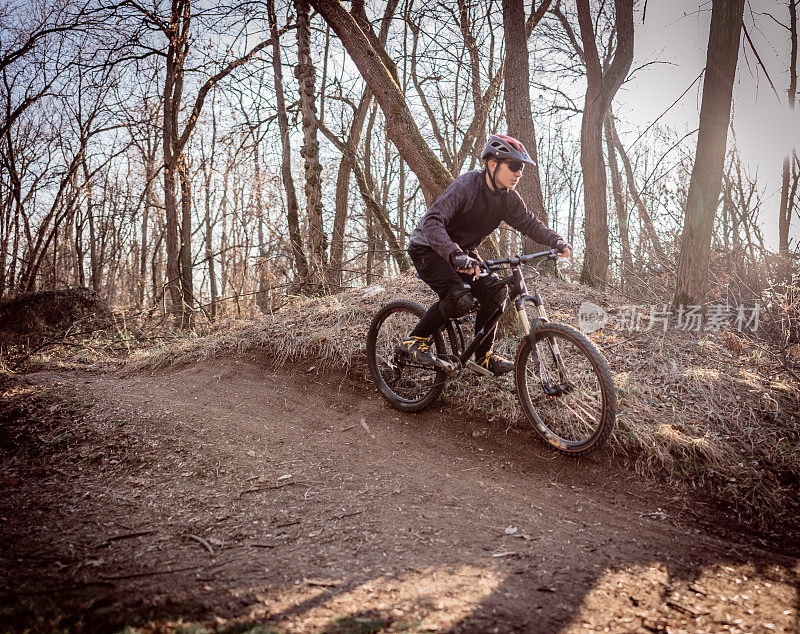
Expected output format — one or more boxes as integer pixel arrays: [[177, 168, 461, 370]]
[[327, 0, 398, 287], [295, 0, 327, 292], [674, 0, 746, 306], [605, 115, 668, 266], [502, 0, 553, 227], [122, 0, 277, 324], [267, 0, 309, 287], [604, 111, 632, 279], [308, 0, 453, 205], [778, 0, 798, 259], [553, 0, 633, 286]]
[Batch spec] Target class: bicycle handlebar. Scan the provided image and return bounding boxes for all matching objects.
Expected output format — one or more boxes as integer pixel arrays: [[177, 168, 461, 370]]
[[481, 249, 560, 272]]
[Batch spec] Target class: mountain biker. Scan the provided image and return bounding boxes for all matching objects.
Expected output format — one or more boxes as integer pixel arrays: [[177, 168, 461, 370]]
[[400, 133, 571, 375]]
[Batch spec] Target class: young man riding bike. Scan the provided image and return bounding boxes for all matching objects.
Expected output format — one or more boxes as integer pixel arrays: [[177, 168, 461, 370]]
[[400, 133, 571, 376]]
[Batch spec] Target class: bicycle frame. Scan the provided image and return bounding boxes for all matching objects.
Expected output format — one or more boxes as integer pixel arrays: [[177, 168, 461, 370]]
[[443, 250, 557, 368]]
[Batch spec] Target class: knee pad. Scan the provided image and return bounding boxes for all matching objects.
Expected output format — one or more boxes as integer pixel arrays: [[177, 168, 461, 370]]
[[439, 282, 474, 319]]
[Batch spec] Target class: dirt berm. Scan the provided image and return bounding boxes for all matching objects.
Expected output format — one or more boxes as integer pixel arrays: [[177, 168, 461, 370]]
[[1, 354, 798, 633]]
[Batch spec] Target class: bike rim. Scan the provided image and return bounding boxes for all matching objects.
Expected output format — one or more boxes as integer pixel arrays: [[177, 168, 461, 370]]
[[373, 308, 442, 405], [523, 331, 607, 450]]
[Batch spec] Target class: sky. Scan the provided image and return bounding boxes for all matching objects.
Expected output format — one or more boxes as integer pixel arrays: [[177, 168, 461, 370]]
[[616, 0, 800, 248]]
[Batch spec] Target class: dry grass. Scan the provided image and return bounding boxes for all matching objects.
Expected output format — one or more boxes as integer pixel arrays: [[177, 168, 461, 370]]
[[18, 271, 800, 534]]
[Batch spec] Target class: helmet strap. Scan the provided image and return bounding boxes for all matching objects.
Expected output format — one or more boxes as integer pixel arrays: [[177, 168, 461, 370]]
[[485, 160, 507, 194]]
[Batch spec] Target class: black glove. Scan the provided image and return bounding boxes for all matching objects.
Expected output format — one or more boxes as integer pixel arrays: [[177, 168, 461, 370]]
[[450, 251, 479, 271], [554, 240, 571, 254]]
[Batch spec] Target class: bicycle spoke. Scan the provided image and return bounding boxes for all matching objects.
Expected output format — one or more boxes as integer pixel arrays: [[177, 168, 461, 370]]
[[573, 386, 602, 407], [517, 323, 615, 454], [564, 396, 598, 423], [367, 301, 447, 412]]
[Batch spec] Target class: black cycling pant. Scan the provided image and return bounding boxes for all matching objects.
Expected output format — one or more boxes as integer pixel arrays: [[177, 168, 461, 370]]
[[408, 244, 506, 358]]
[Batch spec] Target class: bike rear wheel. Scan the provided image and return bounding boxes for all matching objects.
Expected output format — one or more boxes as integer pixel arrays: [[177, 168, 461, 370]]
[[515, 322, 616, 455], [366, 300, 447, 412]]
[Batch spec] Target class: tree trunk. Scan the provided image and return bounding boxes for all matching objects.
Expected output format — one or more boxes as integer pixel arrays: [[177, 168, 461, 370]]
[[574, 0, 634, 286], [502, 0, 555, 290], [220, 176, 228, 299], [203, 158, 218, 320], [254, 139, 270, 312], [268, 0, 309, 285], [308, 0, 453, 205], [502, 0, 548, 226], [604, 113, 632, 279], [178, 152, 193, 326], [329, 90, 371, 288], [295, 0, 327, 292], [674, 0, 745, 306], [139, 159, 152, 308], [607, 118, 668, 264], [74, 211, 85, 288], [83, 164, 99, 293], [162, 0, 188, 323], [137, 129, 158, 308], [163, 122, 181, 320], [779, 0, 797, 258]]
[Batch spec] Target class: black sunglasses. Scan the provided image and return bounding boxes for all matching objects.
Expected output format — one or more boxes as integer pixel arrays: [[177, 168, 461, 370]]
[[503, 160, 525, 173]]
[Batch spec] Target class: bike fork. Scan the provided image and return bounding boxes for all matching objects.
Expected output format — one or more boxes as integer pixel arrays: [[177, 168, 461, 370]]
[[516, 296, 565, 391]]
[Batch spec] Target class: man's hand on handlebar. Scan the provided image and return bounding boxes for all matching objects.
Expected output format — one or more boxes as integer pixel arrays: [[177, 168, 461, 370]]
[[555, 240, 572, 258], [450, 251, 482, 278]]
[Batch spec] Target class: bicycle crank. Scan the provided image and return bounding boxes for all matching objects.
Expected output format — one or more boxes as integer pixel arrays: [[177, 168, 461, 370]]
[[433, 355, 459, 372]]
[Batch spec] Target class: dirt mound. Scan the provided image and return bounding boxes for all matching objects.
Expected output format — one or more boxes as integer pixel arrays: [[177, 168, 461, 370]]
[[0, 288, 111, 354], [117, 274, 800, 534]]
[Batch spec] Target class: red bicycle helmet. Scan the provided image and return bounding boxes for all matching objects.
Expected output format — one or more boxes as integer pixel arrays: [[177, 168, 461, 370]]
[[480, 134, 536, 165]]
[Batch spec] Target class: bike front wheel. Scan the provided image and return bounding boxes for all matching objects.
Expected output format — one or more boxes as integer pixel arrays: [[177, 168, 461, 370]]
[[366, 300, 447, 412], [515, 322, 617, 456]]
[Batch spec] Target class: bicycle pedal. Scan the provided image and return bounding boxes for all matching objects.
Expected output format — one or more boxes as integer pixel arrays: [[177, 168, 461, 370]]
[[465, 360, 494, 377], [433, 356, 459, 372]]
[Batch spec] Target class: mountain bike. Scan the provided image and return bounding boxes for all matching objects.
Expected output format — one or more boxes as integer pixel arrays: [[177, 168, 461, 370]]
[[365, 250, 617, 456]]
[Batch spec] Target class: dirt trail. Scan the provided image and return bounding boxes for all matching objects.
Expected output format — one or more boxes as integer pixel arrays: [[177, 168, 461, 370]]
[[1, 356, 799, 633]]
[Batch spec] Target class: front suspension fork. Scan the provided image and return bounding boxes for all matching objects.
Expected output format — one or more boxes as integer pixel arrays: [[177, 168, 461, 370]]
[[515, 295, 563, 391]]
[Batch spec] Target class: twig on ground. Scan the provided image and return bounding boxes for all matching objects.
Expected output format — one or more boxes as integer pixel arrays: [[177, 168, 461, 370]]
[[96, 530, 156, 548], [187, 534, 215, 557], [329, 510, 363, 521], [99, 564, 203, 581], [240, 482, 308, 495]]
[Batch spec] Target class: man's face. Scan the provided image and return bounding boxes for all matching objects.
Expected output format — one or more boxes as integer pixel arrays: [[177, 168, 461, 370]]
[[489, 159, 524, 191]]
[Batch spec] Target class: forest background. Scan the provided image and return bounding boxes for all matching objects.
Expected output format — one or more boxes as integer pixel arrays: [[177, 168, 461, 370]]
[[0, 0, 798, 332]]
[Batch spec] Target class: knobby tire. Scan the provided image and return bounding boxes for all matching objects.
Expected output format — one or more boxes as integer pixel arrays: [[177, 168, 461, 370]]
[[515, 322, 617, 456], [366, 300, 447, 412]]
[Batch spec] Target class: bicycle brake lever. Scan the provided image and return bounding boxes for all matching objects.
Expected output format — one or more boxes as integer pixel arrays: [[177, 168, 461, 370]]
[[473, 263, 489, 281]]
